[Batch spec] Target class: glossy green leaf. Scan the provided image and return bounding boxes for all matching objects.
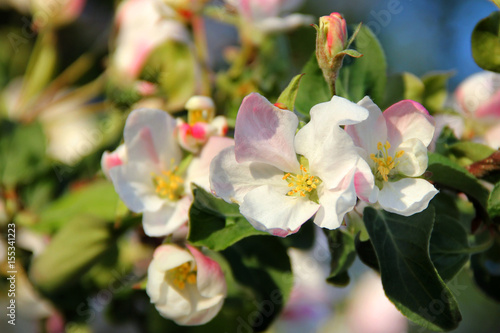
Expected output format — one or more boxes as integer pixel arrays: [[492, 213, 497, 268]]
[[430, 215, 470, 281], [427, 152, 489, 210], [421, 71, 453, 113], [382, 72, 424, 108], [276, 74, 304, 112], [471, 239, 500, 302], [188, 186, 267, 251], [34, 181, 120, 233], [447, 141, 496, 166], [31, 216, 115, 294], [363, 207, 462, 331], [324, 228, 356, 286], [472, 11, 500, 73], [0, 120, 50, 186], [354, 233, 379, 272], [336, 25, 387, 105], [294, 54, 331, 118], [488, 182, 500, 218], [221, 236, 293, 332]]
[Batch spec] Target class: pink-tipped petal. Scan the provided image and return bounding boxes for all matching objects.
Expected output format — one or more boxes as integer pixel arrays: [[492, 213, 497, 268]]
[[234, 93, 300, 173], [124, 108, 182, 168], [383, 100, 435, 148]]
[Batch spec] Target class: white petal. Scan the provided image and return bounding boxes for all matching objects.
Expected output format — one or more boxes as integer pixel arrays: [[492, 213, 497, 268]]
[[186, 137, 235, 193], [354, 157, 377, 203], [309, 95, 370, 126], [378, 178, 438, 216], [240, 185, 320, 233], [109, 161, 163, 212], [234, 93, 300, 173], [345, 96, 387, 153], [314, 170, 357, 229], [124, 108, 182, 168], [142, 196, 191, 237], [295, 112, 361, 189], [257, 14, 315, 33], [209, 146, 285, 204], [396, 138, 428, 177]]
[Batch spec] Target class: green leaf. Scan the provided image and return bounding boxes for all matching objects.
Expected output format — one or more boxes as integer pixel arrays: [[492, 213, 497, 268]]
[[34, 181, 120, 233], [188, 186, 267, 251], [429, 215, 470, 281], [144, 41, 197, 111], [447, 141, 496, 166], [336, 25, 387, 105], [0, 120, 50, 186], [294, 54, 331, 118], [488, 182, 500, 218], [427, 152, 489, 210], [276, 74, 304, 112], [471, 239, 500, 302], [363, 207, 462, 331], [324, 228, 356, 286], [382, 72, 424, 109], [421, 71, 453, 113], [221, 236, 293, 332], [472, 11, 500, 73], [354, 233, 379, 272], [31, 216, 116, 294]]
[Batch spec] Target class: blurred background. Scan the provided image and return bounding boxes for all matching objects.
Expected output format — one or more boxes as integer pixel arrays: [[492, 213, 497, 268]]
[[1, 0, 499, 332]]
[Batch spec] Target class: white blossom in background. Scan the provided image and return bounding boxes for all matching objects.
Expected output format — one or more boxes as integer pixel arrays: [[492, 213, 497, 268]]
[[225, 0, 314, 35], [31, 0, 86, 28], [146, 244, 227, 325], [210, 93, 369, 236], [113, 0, 190, 80]]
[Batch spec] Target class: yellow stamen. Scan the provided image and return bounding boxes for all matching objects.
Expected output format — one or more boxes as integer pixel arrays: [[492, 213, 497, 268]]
[[283, 164, 322, 198], [152, 167, 184, 201], [370, 141, 404, 182], [169, 262, 197, 290]]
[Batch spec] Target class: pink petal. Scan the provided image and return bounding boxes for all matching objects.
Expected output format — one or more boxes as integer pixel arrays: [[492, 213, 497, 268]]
[[186, 245, 227, 298], [383, 100, 435, 148], [234, 93, 300, 173], [476, 90, 500, 118], [353, 158, 376, 203]]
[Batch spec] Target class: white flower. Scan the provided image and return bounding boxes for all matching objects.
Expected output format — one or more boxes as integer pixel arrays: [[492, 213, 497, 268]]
[[225, 0, 314, 34], [210, 93, 369, 236], [108, 108, 233, 236], [113, 0, 190, 79], [345, 97, 438, 216], [146, 244, 227, 325]]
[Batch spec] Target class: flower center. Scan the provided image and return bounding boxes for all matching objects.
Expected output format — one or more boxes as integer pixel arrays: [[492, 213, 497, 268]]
[[283, 163, 321, 199], [152, 168, 184, 201], [370, 141, 404, 182], [168, 262, 197, 290]]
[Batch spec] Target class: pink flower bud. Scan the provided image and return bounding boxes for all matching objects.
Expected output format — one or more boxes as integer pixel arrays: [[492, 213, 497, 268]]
[[317, 13, 347, 66]]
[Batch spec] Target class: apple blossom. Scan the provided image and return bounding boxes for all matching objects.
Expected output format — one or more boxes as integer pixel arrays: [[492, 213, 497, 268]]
[[107, 108, 233, 236], [210, 93, 369, 236], [113, 0, 190, 80], [345, 97, 438, 216], [316, 13, 348, 68], [146, 244, 227, 325], [176, 96, 229, 153], [225, 0, 314, 35]]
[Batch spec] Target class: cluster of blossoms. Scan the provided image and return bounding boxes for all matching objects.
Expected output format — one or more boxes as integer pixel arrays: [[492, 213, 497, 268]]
[[209, 93, 438, 236]]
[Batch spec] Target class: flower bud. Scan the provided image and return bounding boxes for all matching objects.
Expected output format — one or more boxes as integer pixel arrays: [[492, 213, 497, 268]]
[[185, 95, 215, 125], [317, 12, 347, 65]]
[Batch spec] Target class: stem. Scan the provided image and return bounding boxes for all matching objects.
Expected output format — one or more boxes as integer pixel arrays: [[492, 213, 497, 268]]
[[191, 15, 211, 95]]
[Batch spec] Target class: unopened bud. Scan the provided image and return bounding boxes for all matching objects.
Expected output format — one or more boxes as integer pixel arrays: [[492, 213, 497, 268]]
[[317, 12, 347, 64], [185, 96, 215, 125]]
